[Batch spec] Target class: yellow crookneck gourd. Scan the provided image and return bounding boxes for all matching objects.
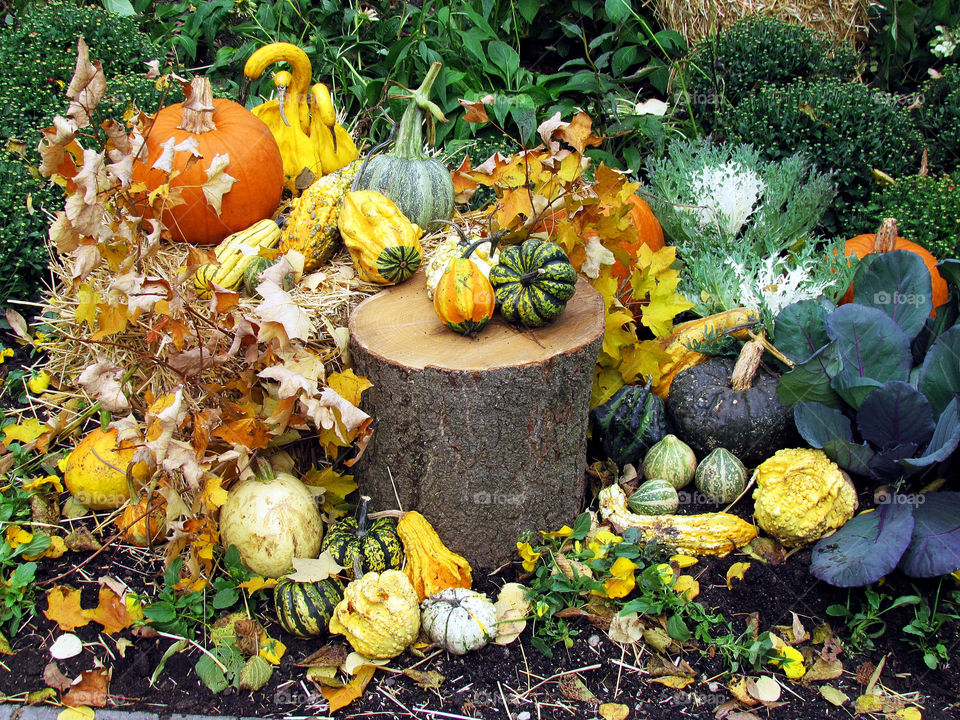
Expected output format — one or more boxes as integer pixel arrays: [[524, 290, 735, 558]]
[[243, 42, 358, 192]]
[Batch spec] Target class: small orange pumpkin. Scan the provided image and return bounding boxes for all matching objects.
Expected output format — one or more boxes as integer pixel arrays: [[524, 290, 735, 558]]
[[133, 76, 284, 245], [841, 218, 947, 317], [433, 252, 497, 336]]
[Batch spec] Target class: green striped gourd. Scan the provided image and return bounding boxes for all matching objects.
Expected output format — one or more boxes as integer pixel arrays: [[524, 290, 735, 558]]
[[694, 448, 748, 503], [590, 378, 668, 469], [488, 239, 577, 327], [319, 496, 404, 578], [627, 479, 680, 515], [274, 576, 345, 637], [642, 434, 697, 490]]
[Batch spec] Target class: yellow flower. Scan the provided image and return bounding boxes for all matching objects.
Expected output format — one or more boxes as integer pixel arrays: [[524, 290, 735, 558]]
[[587, 529, 623, 559], [517, 542, 542, 572], [654, 563, 675, 584], [771, 645, 806, 679], [0, 348, 13, 364], [534, 600, 550, 618], [540, 525, 574, 539], [5, 525, 33, 548], [22, 475, 63, 493], [26, 371, 50, 394], [669, 554, 698, 568], [603, 557, 639, 599]]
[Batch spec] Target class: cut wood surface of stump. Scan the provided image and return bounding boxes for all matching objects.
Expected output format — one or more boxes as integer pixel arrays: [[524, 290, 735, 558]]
[[349, 270, 604, 566]]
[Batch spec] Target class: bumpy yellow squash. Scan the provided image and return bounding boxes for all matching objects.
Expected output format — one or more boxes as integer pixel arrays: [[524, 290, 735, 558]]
[[338, 189, 423, 285]]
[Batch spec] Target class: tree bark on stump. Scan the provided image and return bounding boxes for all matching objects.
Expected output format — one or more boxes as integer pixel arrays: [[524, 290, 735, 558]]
[[348, 270, 604, 567]]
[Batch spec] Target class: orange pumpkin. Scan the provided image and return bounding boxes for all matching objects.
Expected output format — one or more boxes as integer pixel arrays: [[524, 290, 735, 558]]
[[133, 76, 284, 245], [841, 218, 947, 317]]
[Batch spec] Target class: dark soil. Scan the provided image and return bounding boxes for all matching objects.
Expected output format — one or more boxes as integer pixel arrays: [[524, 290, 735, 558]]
[[0, 508, 958, 719]]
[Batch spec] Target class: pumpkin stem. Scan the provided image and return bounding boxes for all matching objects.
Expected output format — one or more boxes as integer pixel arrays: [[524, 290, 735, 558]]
[[520, 268, 547, 284], [178, 77, 217, 134], [730, 337, 765, 391], [432, 218, 501, 259], [355, 495, 371, 539], [873, 218, 898, 253], [389, 61, 445, 161]]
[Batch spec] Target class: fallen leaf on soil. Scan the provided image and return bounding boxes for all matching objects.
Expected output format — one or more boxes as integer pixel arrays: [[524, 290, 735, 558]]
[[298, 644, 348, 668], [307, 665, 344, 688], [558, 674, 599, 704], [607, 611, 644, 644], [0, 630, 12, 656], [819, 685, 849, 706], [791, 612, 809, 643], [642, 626, 673, 653], [62, 668, 110, 707], [237, 655, 273, 692], [803, 657, 843, 682], [649, 676, 694, 689], [646, 654, 696, 678], [64, 528, 101, 551], [598, 702, 630, 720], [895, 707, 922, 720], [27, 688, 58, 704], [321, 664, 375, 712], [44, 587, 89, 632], [44, 662, 73, 691], [342, 651, 391, 675], [402, 668, 444, 690], [855, 693, 886, 714], [82, 586, 135, 634], [287, 551, 345, 582], [821, 635, 843, 662], [856, 661, 877, 686], [49, 633, 83, 660], [555, 605, 611, 629], [727, 676, 759, 706], [723, 713, 764, 720], [114, 638, 133, 658], [492, 582, 529, 645], [747, 676, 781, 703], [726, 562, 751, 589], [812, 623, 834, 644], [744, 537, 787, 564]]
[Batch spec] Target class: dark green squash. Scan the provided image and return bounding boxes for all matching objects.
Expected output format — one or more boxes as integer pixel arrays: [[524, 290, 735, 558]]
[[274, 576, 344, 637], [591, 378, 669, 469], [488, 239, 577, 327], [319, 495, 404, 577], [352, 62, 453, 228], [667, 339, 798, 467]]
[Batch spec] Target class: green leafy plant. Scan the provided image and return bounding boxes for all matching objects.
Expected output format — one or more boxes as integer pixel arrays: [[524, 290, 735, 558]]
[[0, 531, 51, 636], [724, 78, 925, 235], [685, 15, 856, 131], [916, 64, 960, 174], [826, 587, 921, 654], [901, 579, 960, 669], [867, 173, 960, 259], [865, 1, 960, 91], [644, 137, 848, 330]]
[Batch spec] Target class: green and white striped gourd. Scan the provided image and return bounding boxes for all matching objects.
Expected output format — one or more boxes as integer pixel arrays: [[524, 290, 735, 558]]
[[626, 479, 680, 515], [694, 448, 748, 503], [642, 434, 697, 490]]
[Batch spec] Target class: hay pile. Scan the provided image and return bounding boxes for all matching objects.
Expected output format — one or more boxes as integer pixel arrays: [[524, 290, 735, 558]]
[[647, 0, 870, 47]]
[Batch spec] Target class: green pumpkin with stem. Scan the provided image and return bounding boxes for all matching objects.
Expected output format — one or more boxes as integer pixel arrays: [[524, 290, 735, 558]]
[[488, 239, 578, 327], [320, 495, 404, 578], [352, 61, 454, 228]]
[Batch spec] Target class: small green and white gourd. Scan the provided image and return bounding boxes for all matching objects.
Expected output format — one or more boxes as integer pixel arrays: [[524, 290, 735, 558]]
[[642, 434, 697, 490], [626, 479, 680, 515], [694, 448, 748, 503], [420, 587, 498, 655]]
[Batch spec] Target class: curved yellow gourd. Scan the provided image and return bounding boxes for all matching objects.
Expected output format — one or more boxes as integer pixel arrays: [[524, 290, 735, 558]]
[[243, 42, 359, 191], [244, 42, 311, 131]]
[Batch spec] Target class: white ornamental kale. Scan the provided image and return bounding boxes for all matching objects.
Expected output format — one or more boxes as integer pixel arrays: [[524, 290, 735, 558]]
[[688, 161, 765, 236], [728, 252, 838, 318]]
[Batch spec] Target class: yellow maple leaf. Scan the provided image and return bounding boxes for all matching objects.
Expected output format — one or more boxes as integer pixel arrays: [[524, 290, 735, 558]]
[[201, 475, 229, 510], [640, 276, 695, 338], [3, 417, 49, 444], [82, 586, 136, 634], [326, 369, 372, 407], [44, 586, 90, 632], [304, 466, 358, 513], [201, 153, 238, 215], [726, 562, 752, 589], [90, 302, 129, 341], [322, 664, 376, 712], [22, 475, 64, 493]]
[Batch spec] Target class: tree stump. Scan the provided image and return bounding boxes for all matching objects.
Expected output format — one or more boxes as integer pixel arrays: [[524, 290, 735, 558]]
[[348, 270, 604, 567]]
